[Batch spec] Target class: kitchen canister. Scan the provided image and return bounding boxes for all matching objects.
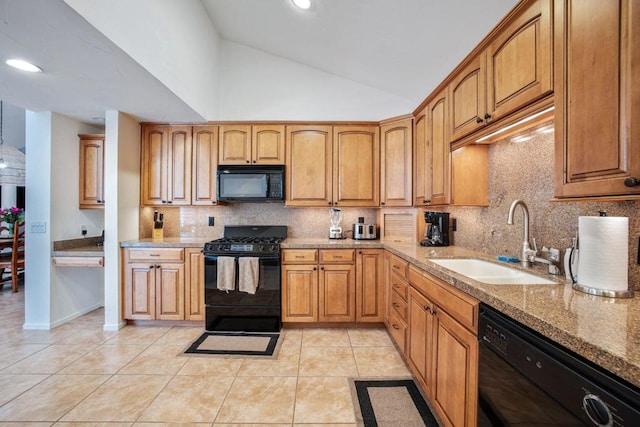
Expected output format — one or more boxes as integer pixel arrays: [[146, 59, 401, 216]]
[[573, 216, 633, 298]]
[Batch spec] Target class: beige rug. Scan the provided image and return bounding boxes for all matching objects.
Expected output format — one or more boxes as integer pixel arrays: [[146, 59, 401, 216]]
[[184, 331, 282, 358], [350, 379, 440, 426]]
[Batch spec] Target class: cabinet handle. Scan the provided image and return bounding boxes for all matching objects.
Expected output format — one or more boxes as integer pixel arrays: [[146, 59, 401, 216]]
[[484, 113, 492, 120], [381, 202, 386, 205], [392, 265, 400, 270], [393, 283, 401, 289], [162, 200, 167, 204], [167, 200, 173, 204], [393, 303, 400, 308], [624, 177, 640, 187], [423, 200, 430, 204], [476, 117, 483, 124], [212, 201, 216, 205], [431, 307, 437, 315], [149, 254, 160, 257], [392, 324, 400, 330], [333, 255, 343, 259]]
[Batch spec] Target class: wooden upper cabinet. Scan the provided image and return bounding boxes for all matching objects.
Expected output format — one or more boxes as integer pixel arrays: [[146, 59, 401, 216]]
[[141, 125, 192, 206], [219, 125, 285, 164], [253, 125, 285, 164], [554, 0, 640, 198], [219, 125, 251, 164], [413, 108, 432, 207], [333, 126, 380, 207], [191, 125, 218, 206], [380, 118, 413, 207], [449, 54, 486, 142], [486, 0, 552, 120], [448, 0, 553, 142], [286, 125, 333, 206], [79, 134, 104, 209], [429, 91, 451, 206]]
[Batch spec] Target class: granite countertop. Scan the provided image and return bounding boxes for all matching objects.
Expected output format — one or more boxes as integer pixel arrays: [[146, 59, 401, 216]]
[[284, 238, 640, 388], [120, 238, 209, 248], [52, 236, 104, 257], [121, 236, 640, 388]]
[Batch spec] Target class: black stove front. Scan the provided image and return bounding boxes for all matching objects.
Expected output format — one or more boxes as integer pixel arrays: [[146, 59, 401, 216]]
[[204, 225, 286, 332]]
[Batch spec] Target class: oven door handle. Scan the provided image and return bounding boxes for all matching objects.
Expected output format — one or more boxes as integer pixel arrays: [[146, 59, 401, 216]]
[[203, 254, 280, 261]]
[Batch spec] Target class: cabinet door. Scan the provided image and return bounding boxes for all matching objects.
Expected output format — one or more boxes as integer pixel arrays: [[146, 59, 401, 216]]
[[449, 54, 486, 142], [167, 126, 192, 206], [318, 264, 355, 322], [282, 264, 318, 322], [356, 249, 383, 322], [219, 125, 251, 164], [383, 251, 392, 325], [155, 263, 185, 320], [554, 0, 640, 197], [141, 125, 169, 206], [253, 125, 285, 164], [191, 125, 219, 206], [413, 108, 432, 207], [185, 248, 205, 321], [429, 91, 451, 205], [333, 126, 380, 207], [380, 118, 413, 207], [124, 263, 156, 320], [432, 309, 478, 427], [286, 125, 333, 206], [79, 135, 104, 209], [407, 288, 435, 397], [486, 0, 552, 120]]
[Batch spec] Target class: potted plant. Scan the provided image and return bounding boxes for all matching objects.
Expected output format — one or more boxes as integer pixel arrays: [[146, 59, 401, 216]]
[[0, 207, 24, 235]]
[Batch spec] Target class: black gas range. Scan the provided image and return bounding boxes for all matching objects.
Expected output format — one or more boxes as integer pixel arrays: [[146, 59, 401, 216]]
[[203, 225, 287, 332]]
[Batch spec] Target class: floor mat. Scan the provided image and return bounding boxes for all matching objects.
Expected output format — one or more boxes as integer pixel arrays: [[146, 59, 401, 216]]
[[184, 331, 281, 358], [351, 379, 440, 427]]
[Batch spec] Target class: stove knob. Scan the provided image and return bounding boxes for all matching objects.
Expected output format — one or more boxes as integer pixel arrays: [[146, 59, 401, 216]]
[[258, 245, 265, 252], [269, 245, 277, 252]]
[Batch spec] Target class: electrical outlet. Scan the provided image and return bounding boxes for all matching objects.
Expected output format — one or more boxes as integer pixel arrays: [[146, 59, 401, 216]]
[[549, 248, 561, 262], [31, 221, 46, 233], [208, 216, 215, 226], [81, 225, 87, 236]]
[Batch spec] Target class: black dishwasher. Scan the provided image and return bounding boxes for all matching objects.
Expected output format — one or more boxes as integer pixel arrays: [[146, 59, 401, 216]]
[[478, 303, 640, 426]]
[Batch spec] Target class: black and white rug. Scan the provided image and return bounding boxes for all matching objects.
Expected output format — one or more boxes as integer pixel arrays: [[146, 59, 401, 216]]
[[351, 379, 440, 426], [184, 331, 281, 358]]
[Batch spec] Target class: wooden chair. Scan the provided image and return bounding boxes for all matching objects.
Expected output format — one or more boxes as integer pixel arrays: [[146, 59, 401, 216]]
[[0, 221, 25, 292]]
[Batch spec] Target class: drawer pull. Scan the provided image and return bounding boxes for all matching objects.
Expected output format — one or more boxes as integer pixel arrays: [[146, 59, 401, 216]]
[[149, 254, 161, 257], [333, 255, 343, 258], [392, 324, 400, 330], [294, 255, 305, 259], [393, 284, 401, 289], [393, 265, 400, 269], [392, 303, 400, 308]]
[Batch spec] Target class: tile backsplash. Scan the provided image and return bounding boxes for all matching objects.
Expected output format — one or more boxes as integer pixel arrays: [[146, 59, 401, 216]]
[[139, 123, 640, 290]]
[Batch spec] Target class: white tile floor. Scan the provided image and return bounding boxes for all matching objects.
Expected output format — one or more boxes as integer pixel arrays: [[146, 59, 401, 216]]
[[0, 283, 410, 425]]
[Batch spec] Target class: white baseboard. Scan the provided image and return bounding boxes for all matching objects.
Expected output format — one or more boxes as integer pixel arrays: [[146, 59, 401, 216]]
[[22, 323, 52, 330], [50, 303, 104, 328], [103, 320, 126, 332]]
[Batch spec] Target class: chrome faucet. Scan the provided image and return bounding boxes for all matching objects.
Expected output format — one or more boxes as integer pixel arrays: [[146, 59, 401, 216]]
[[507, 199, 532, 267]]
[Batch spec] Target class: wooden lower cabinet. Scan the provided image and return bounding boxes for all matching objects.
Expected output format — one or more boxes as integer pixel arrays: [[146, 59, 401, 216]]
[[123, 247, 204, 322], [432, 309, 478, 427], [355, 249, 384, 322], [282, 264, 318, 322], [386, 251, 479, 427], [318, 264, 355, 322]]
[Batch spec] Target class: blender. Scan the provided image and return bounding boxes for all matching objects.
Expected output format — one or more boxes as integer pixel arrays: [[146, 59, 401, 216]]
[[329, 208, 344, 239]]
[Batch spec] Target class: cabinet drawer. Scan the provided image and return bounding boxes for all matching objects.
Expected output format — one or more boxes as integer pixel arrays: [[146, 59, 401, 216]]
[[127, 248, 184, 262], [390, 291, 408, 322], [390, 255, 408, 279], [390, 271, 408, 301], [387, 311, 406, 354], [282, 249, 318, 264], [319, 249, 355, 264]]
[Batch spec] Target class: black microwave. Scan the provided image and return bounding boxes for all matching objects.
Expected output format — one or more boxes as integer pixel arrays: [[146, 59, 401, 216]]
[[217, 165, 285, 202]]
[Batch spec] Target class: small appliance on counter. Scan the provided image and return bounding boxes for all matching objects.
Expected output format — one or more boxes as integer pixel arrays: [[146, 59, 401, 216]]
[[152, 210, 164, 240], [420, 211, 450, 246], [352, 217, 377, 240], [329, 208, 345, 239]]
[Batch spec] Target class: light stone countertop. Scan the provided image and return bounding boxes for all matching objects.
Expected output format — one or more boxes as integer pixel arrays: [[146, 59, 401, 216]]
[[52, 236, 104, 257], [120, 236, 640, 388]]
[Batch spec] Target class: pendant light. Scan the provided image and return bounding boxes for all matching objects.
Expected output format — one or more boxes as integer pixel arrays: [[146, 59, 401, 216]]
[[0, 101, 7, 169]]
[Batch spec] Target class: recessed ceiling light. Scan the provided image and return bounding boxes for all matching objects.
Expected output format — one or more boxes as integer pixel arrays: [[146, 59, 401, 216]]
[[292, 0, 311, 10], [6, 59, 43, 73]]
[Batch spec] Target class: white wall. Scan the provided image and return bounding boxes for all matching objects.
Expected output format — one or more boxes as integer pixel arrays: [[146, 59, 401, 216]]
[[218, 41, 413, 121], [103, 111, 140, 331], [24, 111, 104, 329], [63, 0, 220, 120]]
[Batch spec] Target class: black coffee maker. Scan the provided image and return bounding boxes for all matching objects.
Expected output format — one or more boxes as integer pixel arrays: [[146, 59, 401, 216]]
[[420, 211, 450, 246]]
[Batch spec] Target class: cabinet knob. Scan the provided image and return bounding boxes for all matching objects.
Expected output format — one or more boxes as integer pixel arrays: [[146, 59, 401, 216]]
[[246, 160, 250, 163], [167, 200, 173, 204], [162, 200, 167, 204], [149, 265, 154, 269], [313, 267, 317, 271], [476, 117, 483, 124], [252, 160, 256, 163], [320, 266, 324, 270], [624, 177, 640, 187], [392, 324, 400, 330], [212, 201, 216, 205], [328, 202, 332, 205], [423, 199, 430, 204], [381, 202, 386, 205], [484, 113, 492, 120]]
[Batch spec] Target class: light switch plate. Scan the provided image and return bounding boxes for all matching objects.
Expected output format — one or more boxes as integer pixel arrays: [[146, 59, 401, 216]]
[[31, 221, 46, 233]]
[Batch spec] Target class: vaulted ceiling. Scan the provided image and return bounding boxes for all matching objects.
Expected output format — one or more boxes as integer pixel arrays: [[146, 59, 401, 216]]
[[0, 0, 518, 126]]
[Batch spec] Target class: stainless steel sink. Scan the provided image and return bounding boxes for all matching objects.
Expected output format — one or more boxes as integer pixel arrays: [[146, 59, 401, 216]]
[[430, 258, 556, 285]]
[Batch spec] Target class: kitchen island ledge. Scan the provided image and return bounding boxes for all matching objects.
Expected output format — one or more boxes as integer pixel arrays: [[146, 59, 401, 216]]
[[120, 237, 640, 388]]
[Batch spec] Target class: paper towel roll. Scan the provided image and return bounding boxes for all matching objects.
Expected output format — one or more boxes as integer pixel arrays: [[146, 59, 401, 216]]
[[577, 216, 628, 292]]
